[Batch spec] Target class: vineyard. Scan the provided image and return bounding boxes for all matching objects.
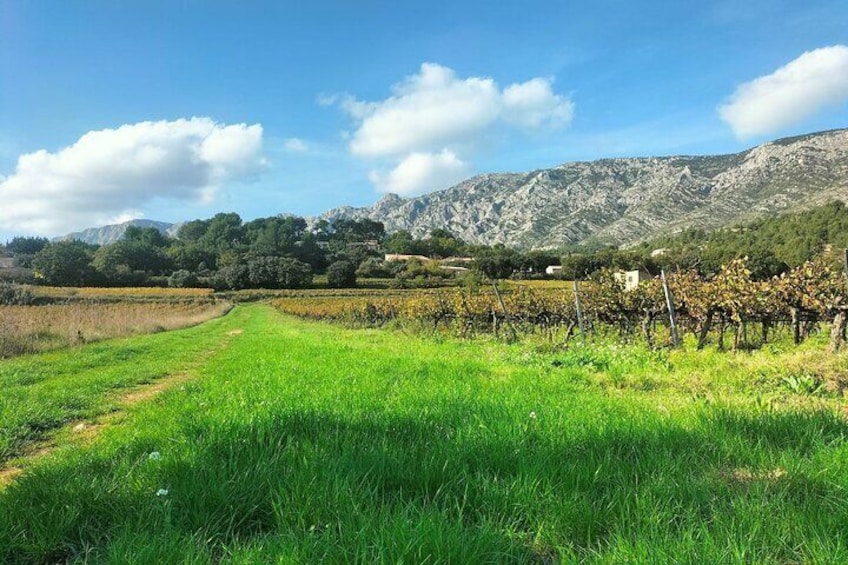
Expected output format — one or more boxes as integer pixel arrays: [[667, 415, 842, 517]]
[[273, 258, 848, 352]]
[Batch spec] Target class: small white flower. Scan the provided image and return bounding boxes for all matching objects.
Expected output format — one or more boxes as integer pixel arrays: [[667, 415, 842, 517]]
[[156, 488, 169, 497], [148, 451, 161, 461], [529, 411, 537, 420]]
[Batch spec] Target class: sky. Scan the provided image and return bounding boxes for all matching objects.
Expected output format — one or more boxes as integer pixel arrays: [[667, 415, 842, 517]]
[[1, 0, 848, 241]]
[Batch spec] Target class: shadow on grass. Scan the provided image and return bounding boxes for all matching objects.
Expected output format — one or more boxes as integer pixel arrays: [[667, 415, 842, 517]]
[[1, 405, 846, 563]]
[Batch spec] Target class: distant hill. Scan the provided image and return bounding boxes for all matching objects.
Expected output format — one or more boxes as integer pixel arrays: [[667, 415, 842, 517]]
[[55, 219, 181, 246], [321, 128, 848, 249]]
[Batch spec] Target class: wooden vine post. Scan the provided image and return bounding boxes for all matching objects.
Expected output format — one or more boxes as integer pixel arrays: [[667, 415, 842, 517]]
[[829, 248, 848, 352], [661, 269, 680, 347], [572, 280, 587, 344], [490, 281, 517, 341]]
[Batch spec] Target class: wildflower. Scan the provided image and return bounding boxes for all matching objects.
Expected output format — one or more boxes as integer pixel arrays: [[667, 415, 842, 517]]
[[529, 411, 537, 420], [148, 451, 161, 461], [156, 488, 169, 497]]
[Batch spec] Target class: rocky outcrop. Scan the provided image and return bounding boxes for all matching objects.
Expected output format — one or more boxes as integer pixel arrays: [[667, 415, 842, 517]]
[[321, 128, 848, 248]]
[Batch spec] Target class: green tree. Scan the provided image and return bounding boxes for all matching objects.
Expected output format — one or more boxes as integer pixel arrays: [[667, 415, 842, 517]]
[[123, 226, 169, 248], [200, 213, 244, 253], [6, 236, 49, 255], [327, 260, 357, 288], [245, 256, 313, 289], [92, 238, 173, 283], [424, 228, 465, 258], [473, 246, 520, 280], [384, 230, 418, 254], [32, 241, 97, 286]]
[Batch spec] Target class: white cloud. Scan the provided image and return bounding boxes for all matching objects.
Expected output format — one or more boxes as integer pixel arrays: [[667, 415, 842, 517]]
[[282, 137, 309, 153], [719, 45, 848, 139], [368, 150, 471, 196], [347, 64, 502, 158], [102, 210, 145, 226], [329, 63, 574, 195], [0, 117, 266, 235], [503, 78, 574, 129]]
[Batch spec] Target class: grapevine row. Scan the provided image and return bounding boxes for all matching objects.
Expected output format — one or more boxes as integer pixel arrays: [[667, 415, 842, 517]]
[[272, 258, 848, 351]]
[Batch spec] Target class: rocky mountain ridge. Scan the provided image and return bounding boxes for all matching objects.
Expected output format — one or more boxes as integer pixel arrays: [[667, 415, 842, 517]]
[[322, 128, 848, 248], [54, 219, 181, 246]]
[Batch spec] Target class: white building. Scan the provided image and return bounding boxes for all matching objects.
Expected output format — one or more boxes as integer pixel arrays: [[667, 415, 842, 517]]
[[614, 269, 653, 291]]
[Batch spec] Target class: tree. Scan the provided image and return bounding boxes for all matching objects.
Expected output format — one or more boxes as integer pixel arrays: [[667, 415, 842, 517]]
[[6, 236, 49, 255], [32, 241, 96, 286], [473, 246, 520, 279], [329, 218, 385, 243], [327, 260, 357, 288], [123, 225, 169, 248], [177, 219, 210, 243], [521, 250, 560, 274], [243, 216, 307, 256], [424, 228, 465, 258], [384, 230, 418, 254], [356, 257, 391, 278], [167, 243, 216, 272], [291, 233, 327, 272], [245, 256, 313, 289], [92, 239, 173, 283], [215, 263, 250, 290], [199, 213, 244, 252], [276, 258, 313, 289]]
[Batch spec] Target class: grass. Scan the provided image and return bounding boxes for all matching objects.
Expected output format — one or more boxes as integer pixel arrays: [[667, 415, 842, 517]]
[[0, 300, 231, 358], [0, 306, 243, 462], [1, 304, 847, 563]]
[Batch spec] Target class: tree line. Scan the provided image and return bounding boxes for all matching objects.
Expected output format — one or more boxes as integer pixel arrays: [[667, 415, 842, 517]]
[[2, 201, 847, 288], [1, 213, 568, 289]]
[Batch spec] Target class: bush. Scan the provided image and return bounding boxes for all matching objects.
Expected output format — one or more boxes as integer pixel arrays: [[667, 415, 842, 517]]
[[355, 257, 391, 278], [327, 260, 357, 288], [0, 282, 35, 305], [214, 264, 250, 290], [168, 269, 200, 288]]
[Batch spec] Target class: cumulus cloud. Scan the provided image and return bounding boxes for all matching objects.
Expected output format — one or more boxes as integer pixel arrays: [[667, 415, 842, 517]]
[[503, 78, 574, 129], [368, 150, 472, 196], [0, 117, 266, 235], [719, 45, 848, 139], [329, 63, 573, 195]]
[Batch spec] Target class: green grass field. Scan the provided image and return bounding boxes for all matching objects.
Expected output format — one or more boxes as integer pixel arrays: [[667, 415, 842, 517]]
[[1, 304, 847, 563]]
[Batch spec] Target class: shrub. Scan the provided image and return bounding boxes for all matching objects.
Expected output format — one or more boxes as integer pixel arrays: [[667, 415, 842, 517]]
[[327, 260, 357, 288], [168, 269, 200, 288], [0, 282, 35, 305]]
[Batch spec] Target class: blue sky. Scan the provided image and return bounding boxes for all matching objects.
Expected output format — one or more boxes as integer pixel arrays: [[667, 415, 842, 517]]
[[1, 0, 848, 240]]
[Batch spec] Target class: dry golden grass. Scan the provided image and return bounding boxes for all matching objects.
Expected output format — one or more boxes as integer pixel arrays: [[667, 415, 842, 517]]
[[31, 286, 214, 299], [0, 301, 231, 358]]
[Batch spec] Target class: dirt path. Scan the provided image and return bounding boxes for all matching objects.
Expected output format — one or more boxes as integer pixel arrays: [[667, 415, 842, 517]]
[[0, 327, 243, 489]]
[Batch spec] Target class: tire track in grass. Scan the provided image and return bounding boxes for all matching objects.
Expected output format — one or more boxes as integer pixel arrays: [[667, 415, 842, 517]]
[[0, 320, 248, 489]]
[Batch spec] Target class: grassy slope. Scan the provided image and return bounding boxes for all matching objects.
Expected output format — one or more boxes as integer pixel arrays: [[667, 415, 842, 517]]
[[0, 304, 846, 563]]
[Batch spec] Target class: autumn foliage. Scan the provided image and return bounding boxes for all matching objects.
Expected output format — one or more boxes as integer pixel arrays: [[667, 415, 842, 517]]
[[273, 258, 848, 352]]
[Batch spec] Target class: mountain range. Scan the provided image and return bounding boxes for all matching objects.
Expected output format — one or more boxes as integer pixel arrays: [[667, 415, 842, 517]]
[[57, 128, 848, 249], [54, 219, 182, 246]]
